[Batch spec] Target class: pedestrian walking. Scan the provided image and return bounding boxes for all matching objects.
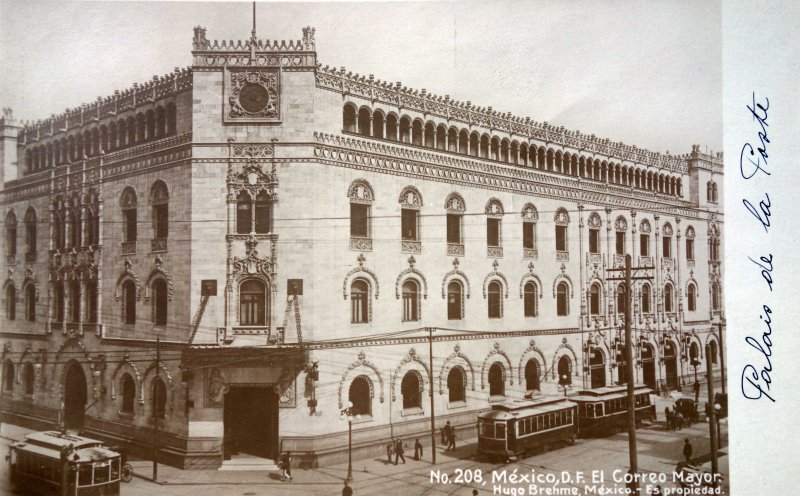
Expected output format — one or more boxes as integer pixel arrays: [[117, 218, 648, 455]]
[[414, 438, 423, 461], [683, 438, 693, 464], [386, 441, 394, 463], [394, 438, 406, 465], [664, 406, 671, 428], [278, 451, 292, 481], [442, 421, 452, 449], [342, 480, 354, 496], [447, 426, 456, 450]]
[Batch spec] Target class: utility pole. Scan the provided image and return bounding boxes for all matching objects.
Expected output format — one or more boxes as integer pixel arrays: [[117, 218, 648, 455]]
[[608, 254, 654, 495], [706, 344, 719, 478], [153, 336, 160, 481], [428, 327, 437, 464], [717, 321, 725, 395]]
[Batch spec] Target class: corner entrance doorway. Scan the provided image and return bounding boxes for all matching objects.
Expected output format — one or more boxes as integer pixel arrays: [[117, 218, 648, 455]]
[[223, 386, 278, 460], [63, 361, 87, 430]]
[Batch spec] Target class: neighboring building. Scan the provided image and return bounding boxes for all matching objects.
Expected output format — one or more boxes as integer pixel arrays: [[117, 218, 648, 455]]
[[0, 24, 724, 469]]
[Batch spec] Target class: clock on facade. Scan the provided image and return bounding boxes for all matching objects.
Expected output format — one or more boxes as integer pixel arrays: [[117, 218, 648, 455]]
[[225, 69, 281, 122]]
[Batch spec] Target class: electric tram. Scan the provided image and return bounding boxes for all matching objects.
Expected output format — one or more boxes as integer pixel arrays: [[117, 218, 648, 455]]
[[7, 430, 123, 495], [477, 396, 578, 461], [569, 385, 656, 437]]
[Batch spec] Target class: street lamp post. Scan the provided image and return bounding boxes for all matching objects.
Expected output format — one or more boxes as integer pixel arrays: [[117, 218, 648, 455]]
[[340, 401, 360, 482], [558, 375, 571, 398]]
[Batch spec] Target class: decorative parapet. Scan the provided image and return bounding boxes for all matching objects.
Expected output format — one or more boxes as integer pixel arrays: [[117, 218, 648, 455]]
[[316, 65, 700, 175], [191, 25, 317, 69], [18, 68, 192, 142]]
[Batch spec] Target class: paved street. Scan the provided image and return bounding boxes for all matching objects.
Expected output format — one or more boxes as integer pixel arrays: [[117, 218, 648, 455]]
[[0, 386, 728, 495]]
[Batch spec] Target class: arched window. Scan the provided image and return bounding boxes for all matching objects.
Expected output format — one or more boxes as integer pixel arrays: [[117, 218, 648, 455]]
[[236, 191, 252, 234], [121, 374, 135, 414], [69, 279, 80, 323], [155, 107, 166, 138], [522, 204, 538, 255], [372, 111, 385, 139], [401, 371, 422, 410], [342, 104, 357, 133], [554, 208, 569, 253], [239, 279, 267, 326], [488, 363, 504, 397], [685, 226, 695, 261], [589, 283, 601, 316], [349, 375, 372, 416], [348, 180, 373, 240], [68, 204, 81, 248], [386, 114, 398, 141], [351, 279, 369, 324], [151, 377, 166, 420], [664, 283, 674, 312], [5, 284, 15, 321], [447, 366, 466, 403], [120, 187, 138, 245], [616, 283, 626, 315], [556, 282, 569, 316], [3, 361, 14, 392], [357, 107, 371, 136], [641, 283, 652, 313], [152, 279, 168, 326], [525, 359, 540, 392], [5, 211, 17, 259], [523, 281, 537, 317], [712, 283, 721, 311], [709, 340, 719, 365], [53, 281, 65, 323], [487, 281, 502, 318], [254, 192, 270, 234], [122, 280, 136, 324], [445, 193, 465, 248], [447, 280, 463, 320], [86, 281, 98, 324], [687, 284, 697, 312], [150, 181, 169, 242], [23, 363, 34, 395], [402, 280, 419, 322], [485, 199, 503, 250], [25, 283, 36, 322], [24, 208, 36, 257], [166, 103, 177, 135]]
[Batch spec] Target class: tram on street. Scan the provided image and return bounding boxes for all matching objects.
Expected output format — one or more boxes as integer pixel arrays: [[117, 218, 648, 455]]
[[7, 430, 123, 495], [570, 385, 656, 437], [477, 396, 578, 461]]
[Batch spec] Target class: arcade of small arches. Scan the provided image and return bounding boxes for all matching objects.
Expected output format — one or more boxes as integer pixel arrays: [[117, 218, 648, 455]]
[[342, 103, 684, 197], [23, 103, 178, 174]]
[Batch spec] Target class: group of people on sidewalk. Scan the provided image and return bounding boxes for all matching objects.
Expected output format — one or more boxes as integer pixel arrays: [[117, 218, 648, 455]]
[[383, 420, 459, 465]]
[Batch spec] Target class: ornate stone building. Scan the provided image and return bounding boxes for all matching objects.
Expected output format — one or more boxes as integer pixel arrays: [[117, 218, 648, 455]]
[[0, 24, 724, 469]]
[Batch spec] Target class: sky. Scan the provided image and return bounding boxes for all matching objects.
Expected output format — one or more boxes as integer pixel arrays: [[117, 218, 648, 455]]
[[0, 0, 722, 155]]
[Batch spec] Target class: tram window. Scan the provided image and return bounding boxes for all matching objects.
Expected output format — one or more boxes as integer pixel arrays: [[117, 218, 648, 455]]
[[95, 464, 110, 483], [496, 423, 506, 439], [111, 459, 120, 480], [78, 464, 93, 486], [481, 422, 494, 438]]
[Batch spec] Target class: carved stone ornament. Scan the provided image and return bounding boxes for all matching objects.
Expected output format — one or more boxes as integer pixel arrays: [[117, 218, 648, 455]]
[[587, 212, 602, 228], [663, 223, 674, 236], [685, 226, 695, 239], [521, 203, 538, 220], [399, 186, 423, 208], [445, 193, 466, 213], [615, 216, 628, 231], [225, 69, 280, 122], [640, 219, 652, 234], [555, 208, 570, 225], [232, 236, 273, 278], [206, 368, 229, 407]]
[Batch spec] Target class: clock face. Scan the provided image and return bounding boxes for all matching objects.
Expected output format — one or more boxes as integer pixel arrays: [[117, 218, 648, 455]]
[[238, 83, 270, 113]]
